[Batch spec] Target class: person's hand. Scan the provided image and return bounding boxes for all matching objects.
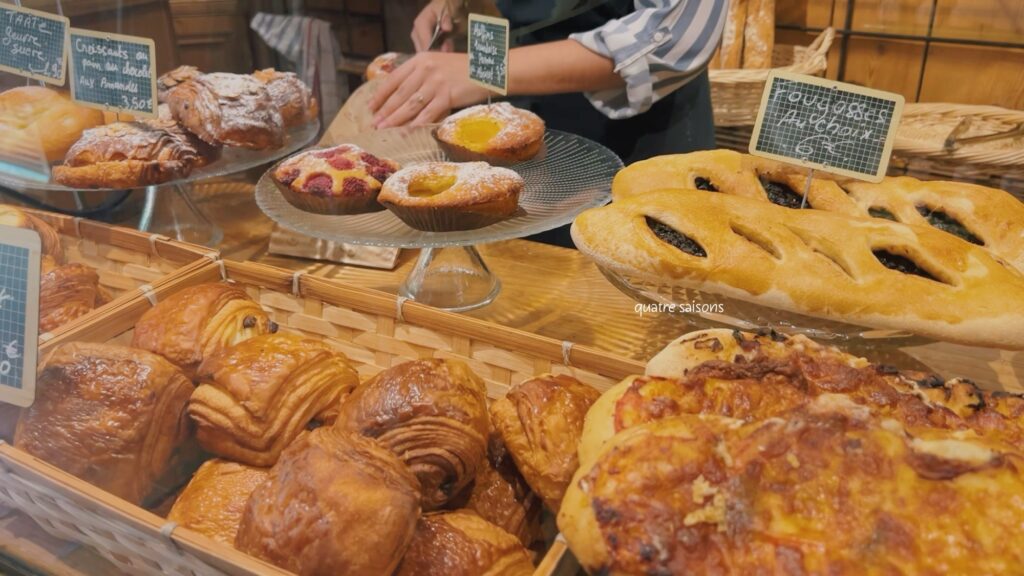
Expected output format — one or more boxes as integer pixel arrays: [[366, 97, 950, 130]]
[[370, 52, 490, 128], [412, 0, 454, 52]]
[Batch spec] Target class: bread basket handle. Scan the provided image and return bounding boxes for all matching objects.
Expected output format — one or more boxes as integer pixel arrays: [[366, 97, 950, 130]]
[[807, 27, 836, 60]]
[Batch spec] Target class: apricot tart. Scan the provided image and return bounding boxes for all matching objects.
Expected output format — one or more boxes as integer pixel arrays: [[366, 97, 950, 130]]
[[435, 103, 545, 164], [272, 144, 400, 214], [378, 161, 523, 231]]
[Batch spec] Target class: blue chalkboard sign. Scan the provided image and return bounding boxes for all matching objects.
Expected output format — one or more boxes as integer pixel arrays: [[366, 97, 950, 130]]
[[69, 28, 157, 117], [0, 225, 40, 408], [750, 71, 904, 182], [0, 3, 68, 84], [468, 14, 509, 95]]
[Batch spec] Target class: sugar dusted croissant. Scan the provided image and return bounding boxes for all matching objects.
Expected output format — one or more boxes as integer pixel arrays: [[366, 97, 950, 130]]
[[14, 343, 193, 505], [132, 283, 275, 379], [38, 256, 110, 333], [336, 359, 489, 510], [167, 459, 269, 546], [394, 510, 535, 576], [189, 332, 359, 467], [490, 374, 600, 511], [235, 427, 420, 576]]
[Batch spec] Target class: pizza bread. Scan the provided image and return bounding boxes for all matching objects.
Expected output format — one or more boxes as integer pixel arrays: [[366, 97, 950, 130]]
[[571, 189, 1024, 349], [612, 150, 1024, 271]]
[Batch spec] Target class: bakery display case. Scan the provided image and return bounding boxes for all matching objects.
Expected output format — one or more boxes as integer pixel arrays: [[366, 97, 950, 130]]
[[1, 0, 1024, 575]]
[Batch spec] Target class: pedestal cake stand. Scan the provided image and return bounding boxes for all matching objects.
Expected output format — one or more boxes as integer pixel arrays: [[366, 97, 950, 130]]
[[256, 126, 622, 311]]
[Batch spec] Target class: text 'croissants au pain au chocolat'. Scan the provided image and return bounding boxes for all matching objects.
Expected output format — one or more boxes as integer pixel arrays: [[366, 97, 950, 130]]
[[335, 358, 490, 511], [189, 332, 359, 466], [132, 283, 276, 380]]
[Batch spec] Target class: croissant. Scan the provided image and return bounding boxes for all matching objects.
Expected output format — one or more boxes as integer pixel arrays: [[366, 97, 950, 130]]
[[235, 427, 420, 576], [490, 374, 600, 511], [395, 511, 535, 576], [336, 359, 490, 510], [38, 256, 110, 333], [252, 68, 318, 127], [189, 332, 359, 466], [14, 343, 193, 505], [167, 459, 269, 546], [0, 205, 62, 260], [454, 441, 543, 547], [166, 72, 284, 149], [131, 283, 276, 379]]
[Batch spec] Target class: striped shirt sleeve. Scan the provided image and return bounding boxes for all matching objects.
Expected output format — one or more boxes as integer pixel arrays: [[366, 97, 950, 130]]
[[569, 0, 728, 119]]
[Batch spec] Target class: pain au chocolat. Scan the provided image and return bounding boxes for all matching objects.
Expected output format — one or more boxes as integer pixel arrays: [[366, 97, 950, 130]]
[[571, 189, 1024, 349], [394, 511, 535, 576], [560, 410, 1024, 575], [189, 332, 359, 467], [167, 459, 269, 546], [336, 359, 490, 510], [38, 256, 110, 333], [489, 374, 600, 511], [131, 283, 275, 380], [235, 427, 420, 576], [14, 343, 193, 505], [612, 149, 1024, 272]]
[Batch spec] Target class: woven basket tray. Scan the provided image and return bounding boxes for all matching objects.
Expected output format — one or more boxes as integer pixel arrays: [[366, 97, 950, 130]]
[[893, 103, 1024, 169], [710, 28, 835, 127], [21, 208, 215, 342], [0, 258, 642, 576]]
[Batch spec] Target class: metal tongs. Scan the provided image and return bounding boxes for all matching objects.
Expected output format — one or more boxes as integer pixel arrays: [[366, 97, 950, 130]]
[[427, 3, 450, 51], [943, 116, 1024, 152]]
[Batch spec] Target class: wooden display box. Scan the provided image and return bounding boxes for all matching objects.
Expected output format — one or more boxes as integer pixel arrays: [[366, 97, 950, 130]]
[[0, 258, 642, 575]]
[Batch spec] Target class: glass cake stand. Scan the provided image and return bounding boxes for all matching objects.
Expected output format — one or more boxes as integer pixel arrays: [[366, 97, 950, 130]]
[[598, 266, 935, 348], [0, 121, 320, 246], [256, 126, 622, 311]]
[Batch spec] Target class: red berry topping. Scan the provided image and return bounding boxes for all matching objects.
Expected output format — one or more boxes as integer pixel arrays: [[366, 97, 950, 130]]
[[276, 167, 300, 185], [327, 154, 356, 170], [341, 177, 370, 198], [304, 174, 334, 196]]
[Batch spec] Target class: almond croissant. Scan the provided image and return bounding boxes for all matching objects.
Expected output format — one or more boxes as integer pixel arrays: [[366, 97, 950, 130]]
[[336, 359, 489, 510]]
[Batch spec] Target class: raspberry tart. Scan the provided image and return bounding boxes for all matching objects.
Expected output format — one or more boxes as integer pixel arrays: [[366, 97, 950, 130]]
[[272, 144, 401, 214]]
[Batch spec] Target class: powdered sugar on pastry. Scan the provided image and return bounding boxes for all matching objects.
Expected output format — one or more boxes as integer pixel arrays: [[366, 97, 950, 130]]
[[381, 161, 521, 206]]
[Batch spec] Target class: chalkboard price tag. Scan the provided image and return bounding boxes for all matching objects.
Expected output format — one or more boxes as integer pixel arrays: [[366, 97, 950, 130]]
[[0, 3, 69, 84], [0, 225, 40, 408], [69, 28, 157, 117], [750, 71, 904, 182], [468, 13, 509, 96]]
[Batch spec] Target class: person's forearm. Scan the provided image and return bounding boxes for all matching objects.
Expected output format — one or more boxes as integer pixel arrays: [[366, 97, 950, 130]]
[[508, 39, 623, 96]]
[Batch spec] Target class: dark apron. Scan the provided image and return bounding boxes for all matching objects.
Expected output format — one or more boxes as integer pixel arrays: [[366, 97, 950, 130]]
[[497, 0, 717, 246]]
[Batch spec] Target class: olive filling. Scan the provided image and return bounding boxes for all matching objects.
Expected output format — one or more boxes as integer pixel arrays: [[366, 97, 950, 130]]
[[646, 217, 706, 257], [868, 207, 897, 221], [759, 177, 810, 209], [694, 177, 718, 192], [873, 249, 940, 282], [915, 205, 983, 245]]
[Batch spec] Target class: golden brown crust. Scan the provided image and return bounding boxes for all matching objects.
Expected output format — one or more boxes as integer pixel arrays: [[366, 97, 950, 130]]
[[741, 0, 774, 68], [235, 427, 420, 575], [39, 260, 106, 333], [571, 189, 1024, 349], [395, 511, 535, 576], [14, 342, 193, 505], [166, 72, 284, 149], [435, 103, 545, 164], [612, 150, 1024, 272], [0, 205, 62, 260], [453, 441, 543, 547], [131, 283, 275, 379], [252, 68, 318, 127], [490, 374, 600, 511], [0, 86, 104, 162], [167, 459, 269, 546], [710, 0, 747, 68], [561, 413, 1024, 575], [157, 65, 202, 103], [336, 359, 490, 510], [379, 162, 523, 231], [189, 332, 359, 466]]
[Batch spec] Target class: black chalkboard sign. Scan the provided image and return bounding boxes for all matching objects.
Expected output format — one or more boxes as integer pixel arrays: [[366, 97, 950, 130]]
[[0, 225, 40, 408], [69, 28, 157, 117], [750, 71, 904, 182], [468, 14, 509, 95], [0, 3, 69, 84]]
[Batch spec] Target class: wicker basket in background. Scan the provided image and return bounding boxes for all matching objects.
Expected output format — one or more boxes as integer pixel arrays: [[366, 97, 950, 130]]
[[893, 103, 1024, 169], [710, 27, 835, 127], [0, 258, 642, 576]]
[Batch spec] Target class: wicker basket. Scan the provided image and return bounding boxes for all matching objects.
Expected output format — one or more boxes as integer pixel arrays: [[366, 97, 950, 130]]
[[893, 103, 1024, 169], [710, 28, 835, 127], [0, 258, 642, 576], [20, 207, 214, 342]]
